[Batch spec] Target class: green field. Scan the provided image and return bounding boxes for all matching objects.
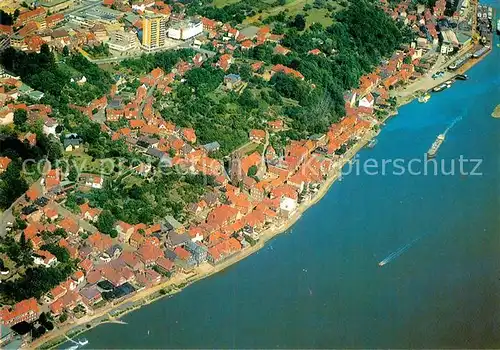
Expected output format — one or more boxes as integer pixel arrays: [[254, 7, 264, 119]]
[[212, 0, 242, 8], [305, 8, 333, 27]]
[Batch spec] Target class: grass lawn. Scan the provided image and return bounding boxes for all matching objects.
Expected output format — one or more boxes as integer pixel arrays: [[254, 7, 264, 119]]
[[244, 0, 310, 25], [212, 0, 241, 8], [64, 151, 116, 176], [305, 8, 333, 27]]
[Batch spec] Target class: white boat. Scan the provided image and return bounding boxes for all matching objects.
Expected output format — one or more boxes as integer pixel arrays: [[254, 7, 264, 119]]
[[78, 339, 88, 346], [418, 93, 431, 103], [66, 345, 79, 350]]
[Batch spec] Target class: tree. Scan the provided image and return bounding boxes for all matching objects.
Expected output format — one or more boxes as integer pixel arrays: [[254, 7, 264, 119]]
[[96, 210, 116, 235], [291, 14, 306, 31], [68, 165, 78, 182], [13, 109, 28, 130], [247, 165, 258, 177], [40, 243, 70, 263], [62, 45, 70, 57], [0, 160, 28, 210]]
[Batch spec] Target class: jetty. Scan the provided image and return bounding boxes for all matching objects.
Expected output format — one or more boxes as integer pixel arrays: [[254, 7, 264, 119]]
[[106, 313, 128, 324]]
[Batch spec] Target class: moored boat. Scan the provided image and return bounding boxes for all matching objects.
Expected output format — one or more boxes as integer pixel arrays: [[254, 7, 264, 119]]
[[433, 83, 448, 92], [418, 93, 431, 103], [366, 138, 378, 148]]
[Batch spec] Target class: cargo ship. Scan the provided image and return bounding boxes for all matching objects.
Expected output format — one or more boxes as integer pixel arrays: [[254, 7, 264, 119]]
[[427, 134, 445, 158]]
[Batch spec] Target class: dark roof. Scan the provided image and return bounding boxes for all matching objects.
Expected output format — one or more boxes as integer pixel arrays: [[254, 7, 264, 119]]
[[63, 138, 82, 148], [166, 231, 190, 247], [202, 141, 220, 152], [146, 147, 166, 159], [80, 286, 100, 300], [34, 196, 49, 207], [164, 249, 177, 261], [203, 191, 219, 206]]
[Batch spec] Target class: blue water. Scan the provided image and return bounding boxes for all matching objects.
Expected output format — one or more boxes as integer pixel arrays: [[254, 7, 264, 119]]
[[64, 9, 500, 349]]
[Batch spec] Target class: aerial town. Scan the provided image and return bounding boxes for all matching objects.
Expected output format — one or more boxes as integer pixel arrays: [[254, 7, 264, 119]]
[[0, 0, 494, 347]]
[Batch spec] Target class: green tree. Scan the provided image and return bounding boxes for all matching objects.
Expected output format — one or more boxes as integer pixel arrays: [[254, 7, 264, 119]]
[[40, 243, 70, 263], [68, 165, 78, 182], [291, 14, 306, 31], [96, 210, 116, 235], [0, 160, 28, 210], [247, 165, 258, 177], [13, 109, 28, 130]]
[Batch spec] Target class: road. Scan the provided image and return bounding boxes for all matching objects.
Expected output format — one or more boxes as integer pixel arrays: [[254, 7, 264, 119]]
[[89, 43, 216, 64]]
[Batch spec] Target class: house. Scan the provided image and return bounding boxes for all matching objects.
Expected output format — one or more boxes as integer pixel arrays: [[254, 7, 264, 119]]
[[84, 175, 104, 189], [80, 286, 102, 307], [182, 128, 196, 144], [63, 137, 82, 152], [33, 250, 57, 267], [155, 256, 175, 275], [207, 237, 241, 265], [59, 217, 80, 235], [206, 205, 240, 229], [173, 246, 196, 270], [71, 270, 85, 285], [43, 206, 58, 221], [358, 93, 375, 109], [280, 196, 297, 218], [162, 215, 184, 234], [271, 64, 304, 80], [202, 141, 220, 153], [87, 232, 113, 253], [119, 251, 144, 271], [0, 298, 39, 326], [136, 242, 163, 266], [185, 240, 208, 264], [78, 258, 93, 273], [0, 157, 12, 173], [223, 74, 242, 90], [115, 221, 134, 243], [249, 129, 265, 143], [43, 118, 58, 136], [217, 54, 233, 71], [50, 285, 67, 300], [79, 203, 101, 222]]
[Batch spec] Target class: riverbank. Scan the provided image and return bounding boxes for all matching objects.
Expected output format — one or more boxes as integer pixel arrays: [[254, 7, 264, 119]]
[[32, 126, 375, 349], [32, 21, 493, 350], [51, 6, 500, 346]]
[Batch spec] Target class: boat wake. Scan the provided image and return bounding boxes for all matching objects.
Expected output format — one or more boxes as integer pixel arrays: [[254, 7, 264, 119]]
[[443, 116, 462, 136], [378, 235, 424, 267]]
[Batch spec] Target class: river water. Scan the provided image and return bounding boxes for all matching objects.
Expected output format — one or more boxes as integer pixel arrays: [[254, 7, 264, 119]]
[[62, 7, 500, 349]]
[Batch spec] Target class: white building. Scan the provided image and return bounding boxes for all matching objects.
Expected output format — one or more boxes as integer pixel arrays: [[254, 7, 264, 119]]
[[108, 31, 140, 52], [85, 175, 104, 189], [43, 118, 59, 136], [359, 93, 375, 109], [280, 197, 297, 218], [132, 0, 155, 12], [167, 20, 203, 40]]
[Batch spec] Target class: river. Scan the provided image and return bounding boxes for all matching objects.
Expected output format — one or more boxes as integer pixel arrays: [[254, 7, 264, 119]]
[[61, 8, 500, 349]]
